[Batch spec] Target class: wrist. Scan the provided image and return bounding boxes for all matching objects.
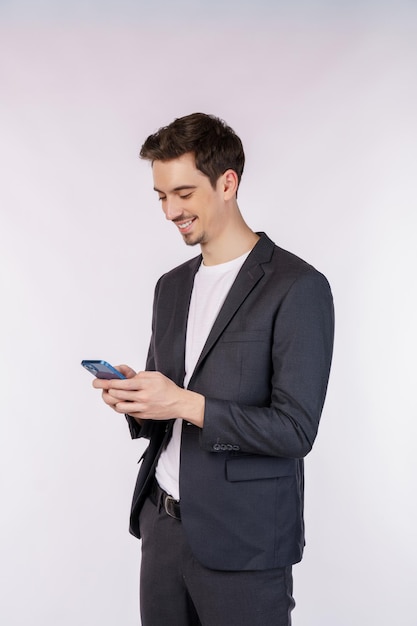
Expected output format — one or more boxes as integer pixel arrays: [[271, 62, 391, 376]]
[[179, 389, 205, 428]]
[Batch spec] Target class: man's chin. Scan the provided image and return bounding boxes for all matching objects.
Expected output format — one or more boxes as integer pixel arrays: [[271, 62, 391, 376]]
[[182, 233, 204, 247]]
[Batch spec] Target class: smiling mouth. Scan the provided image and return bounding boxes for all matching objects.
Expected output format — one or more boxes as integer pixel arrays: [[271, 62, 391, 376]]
[[177, 218, 195, 230]]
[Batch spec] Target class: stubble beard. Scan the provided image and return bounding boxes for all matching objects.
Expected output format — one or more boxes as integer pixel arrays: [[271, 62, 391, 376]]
[[182, 231, 206, 247]]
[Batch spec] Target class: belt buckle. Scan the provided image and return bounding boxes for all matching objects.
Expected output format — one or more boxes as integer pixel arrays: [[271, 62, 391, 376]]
[[164, 495, 179, 519]]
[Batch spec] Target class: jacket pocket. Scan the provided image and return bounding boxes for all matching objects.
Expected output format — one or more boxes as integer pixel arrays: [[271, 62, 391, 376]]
[[226, 455, 296, 482]]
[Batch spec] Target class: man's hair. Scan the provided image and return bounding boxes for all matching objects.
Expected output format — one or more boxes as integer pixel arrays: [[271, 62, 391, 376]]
[[140, 112, 245, 189]]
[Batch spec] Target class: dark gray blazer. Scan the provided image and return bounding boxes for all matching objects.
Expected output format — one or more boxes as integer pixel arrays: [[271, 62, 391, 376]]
[[126, 232, 334, 571]]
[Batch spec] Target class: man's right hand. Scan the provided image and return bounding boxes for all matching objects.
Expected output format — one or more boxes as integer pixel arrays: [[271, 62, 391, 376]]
[[92, 364, 137, 413]]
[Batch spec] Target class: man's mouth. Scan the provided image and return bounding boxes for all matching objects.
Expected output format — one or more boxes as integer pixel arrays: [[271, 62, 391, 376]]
[[177, 218, 195, 231]]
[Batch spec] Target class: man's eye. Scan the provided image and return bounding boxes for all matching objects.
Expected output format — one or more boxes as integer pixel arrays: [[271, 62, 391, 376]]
[[158, 196, 166, 202], [179, 193, 192, 199]]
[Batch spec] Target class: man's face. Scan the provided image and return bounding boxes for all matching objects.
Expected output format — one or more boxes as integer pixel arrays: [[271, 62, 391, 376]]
[[152, 153, 225, 247]]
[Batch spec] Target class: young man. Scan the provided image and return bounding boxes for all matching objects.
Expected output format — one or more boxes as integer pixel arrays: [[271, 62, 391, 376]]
[[93, 113, 334, 626]]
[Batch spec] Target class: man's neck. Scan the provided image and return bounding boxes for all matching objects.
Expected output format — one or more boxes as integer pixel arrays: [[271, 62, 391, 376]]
[[201, 226, 259, 266]]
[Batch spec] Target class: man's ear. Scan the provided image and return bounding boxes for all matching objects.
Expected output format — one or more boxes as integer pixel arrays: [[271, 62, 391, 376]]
[[221, 169, 239, 200]]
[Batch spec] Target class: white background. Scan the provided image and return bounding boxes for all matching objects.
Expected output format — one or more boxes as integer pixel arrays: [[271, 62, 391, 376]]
[[1, 2, 416, 624]]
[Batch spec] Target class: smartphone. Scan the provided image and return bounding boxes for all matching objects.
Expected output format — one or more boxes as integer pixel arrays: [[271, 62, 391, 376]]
[[81, 360, 126, 379]]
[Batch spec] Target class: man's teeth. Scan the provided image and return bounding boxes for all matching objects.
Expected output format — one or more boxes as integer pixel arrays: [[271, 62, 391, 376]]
[[178, 220, 193, 230]]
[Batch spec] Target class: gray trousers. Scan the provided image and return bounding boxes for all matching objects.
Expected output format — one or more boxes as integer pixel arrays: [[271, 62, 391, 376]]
[[138, 495, 295, 626]]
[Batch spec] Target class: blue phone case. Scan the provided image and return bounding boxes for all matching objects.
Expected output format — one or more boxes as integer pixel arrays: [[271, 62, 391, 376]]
[[81, 360, 126, 379]]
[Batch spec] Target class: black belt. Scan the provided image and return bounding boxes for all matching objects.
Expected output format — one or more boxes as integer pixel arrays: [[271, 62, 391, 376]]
[[150, 478, 181, 521]]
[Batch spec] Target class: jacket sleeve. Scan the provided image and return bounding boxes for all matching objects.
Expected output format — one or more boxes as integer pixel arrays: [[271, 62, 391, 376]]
[[199, 270, 334, 459], [125, 414, 155, 440]]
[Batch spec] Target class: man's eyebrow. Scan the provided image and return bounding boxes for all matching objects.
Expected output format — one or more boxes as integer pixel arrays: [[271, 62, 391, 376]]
[[153, 185, 197, 193]]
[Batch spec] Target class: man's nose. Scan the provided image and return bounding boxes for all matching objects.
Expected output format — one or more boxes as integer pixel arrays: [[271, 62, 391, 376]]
[[163, 197, 182, 221]]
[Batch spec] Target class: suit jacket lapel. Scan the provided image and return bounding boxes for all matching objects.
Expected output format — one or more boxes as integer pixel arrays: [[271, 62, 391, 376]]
[[168, 254, 202, 385], [188, 233, 274, 385]]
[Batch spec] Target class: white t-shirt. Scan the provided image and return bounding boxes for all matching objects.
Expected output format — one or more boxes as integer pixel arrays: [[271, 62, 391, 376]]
[[155, 251, 250, 499]]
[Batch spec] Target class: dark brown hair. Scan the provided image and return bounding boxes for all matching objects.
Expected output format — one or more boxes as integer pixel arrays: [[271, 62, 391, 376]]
[[140, 113, 245, 189]]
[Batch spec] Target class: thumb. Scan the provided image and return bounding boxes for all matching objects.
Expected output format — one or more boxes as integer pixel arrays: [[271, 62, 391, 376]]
[[116, 364, 137, 379]]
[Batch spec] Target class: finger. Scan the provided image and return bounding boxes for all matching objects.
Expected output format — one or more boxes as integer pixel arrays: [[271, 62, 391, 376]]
[[102, 390, 121, 407], [93, 378, 106, 389], [116, 364, 137, 379], [113, 401, 144, 414], [102, 376, 145, 391], [108, 389, 139, 402], [137, 370, 162, 382]]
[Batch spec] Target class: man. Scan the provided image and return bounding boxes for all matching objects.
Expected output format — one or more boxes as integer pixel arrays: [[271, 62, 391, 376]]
[[93, 113, 334, 626]]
